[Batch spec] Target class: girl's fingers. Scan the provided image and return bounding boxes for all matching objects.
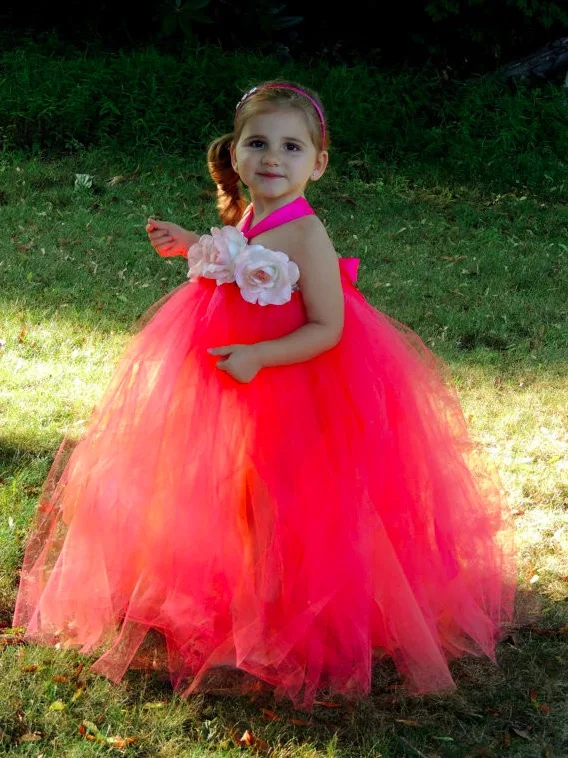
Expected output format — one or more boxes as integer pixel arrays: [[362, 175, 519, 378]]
[[150, 233, 173, 245], [147, 219, 172, 233], [208, 346, 234, 356], [149, 229, 171, 239]]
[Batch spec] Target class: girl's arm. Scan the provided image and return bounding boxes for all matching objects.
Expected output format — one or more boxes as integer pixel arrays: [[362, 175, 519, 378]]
[[254, 221, 344, 366]]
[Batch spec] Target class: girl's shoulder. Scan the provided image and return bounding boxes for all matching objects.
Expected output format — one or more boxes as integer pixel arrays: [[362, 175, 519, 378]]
[[256, 214, 335, 265]]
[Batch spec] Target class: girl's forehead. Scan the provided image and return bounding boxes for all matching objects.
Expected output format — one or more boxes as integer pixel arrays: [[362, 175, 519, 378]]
[[240, 108, 312, 139]]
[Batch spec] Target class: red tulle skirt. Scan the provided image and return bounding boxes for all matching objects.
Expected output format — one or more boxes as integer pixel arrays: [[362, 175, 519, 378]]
[[14, 264, 515, 708]]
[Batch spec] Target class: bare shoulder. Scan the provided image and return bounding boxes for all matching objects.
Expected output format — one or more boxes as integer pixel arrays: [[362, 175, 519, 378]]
[[263, 214, 337, 267]]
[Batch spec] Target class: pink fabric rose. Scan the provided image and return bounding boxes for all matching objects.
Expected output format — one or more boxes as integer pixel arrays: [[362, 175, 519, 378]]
[[187, 226, 248, 284], [234, 245, 300, 306]]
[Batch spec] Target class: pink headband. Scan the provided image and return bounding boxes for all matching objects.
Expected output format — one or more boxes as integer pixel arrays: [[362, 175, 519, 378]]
[[235, 84, 326, 146]]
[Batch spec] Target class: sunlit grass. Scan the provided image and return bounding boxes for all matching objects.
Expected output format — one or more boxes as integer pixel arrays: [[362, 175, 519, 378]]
[[1, 149, 567, 756]]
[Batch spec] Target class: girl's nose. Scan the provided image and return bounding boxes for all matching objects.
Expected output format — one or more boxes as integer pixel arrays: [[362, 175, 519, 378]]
[[262, 149, 279, 166]]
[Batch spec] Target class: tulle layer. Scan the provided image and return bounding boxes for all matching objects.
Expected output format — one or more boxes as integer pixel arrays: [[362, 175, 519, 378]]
[[15, 266, 515, 708]]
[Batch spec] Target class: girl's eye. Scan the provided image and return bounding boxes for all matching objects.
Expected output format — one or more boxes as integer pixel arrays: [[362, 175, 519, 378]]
[[246, 140, 300, 151]]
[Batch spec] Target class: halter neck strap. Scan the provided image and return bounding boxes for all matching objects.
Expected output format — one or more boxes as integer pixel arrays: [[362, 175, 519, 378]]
[[240, 196, 315, 241]]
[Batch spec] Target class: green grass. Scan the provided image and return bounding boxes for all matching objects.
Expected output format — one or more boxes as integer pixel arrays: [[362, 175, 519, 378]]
[[1, 149, 568, 756], [1, 41, 567, 193]]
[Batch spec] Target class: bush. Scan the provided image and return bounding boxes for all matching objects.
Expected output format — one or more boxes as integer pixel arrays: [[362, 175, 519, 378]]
[[1, 41, 566, 189]]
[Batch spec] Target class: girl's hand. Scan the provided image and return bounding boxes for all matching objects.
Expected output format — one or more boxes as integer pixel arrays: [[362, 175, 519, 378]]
[[208, 344, 263, 383], [146, 218, 198, 257]]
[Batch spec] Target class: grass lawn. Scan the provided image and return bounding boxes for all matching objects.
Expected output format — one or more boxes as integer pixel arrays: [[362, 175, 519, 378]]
[[1, 149, 567, 756]]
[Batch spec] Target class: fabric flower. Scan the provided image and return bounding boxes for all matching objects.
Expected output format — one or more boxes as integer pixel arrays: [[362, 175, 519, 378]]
[[187, 226, 248, 284], [234, 245, 300, 306]]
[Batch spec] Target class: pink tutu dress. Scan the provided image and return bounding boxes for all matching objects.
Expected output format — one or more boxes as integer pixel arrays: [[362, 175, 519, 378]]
[[14, 197, 515, 709]]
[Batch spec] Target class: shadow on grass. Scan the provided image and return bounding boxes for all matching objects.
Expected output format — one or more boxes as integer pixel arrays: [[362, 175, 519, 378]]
[[82, 597, 568, 757]]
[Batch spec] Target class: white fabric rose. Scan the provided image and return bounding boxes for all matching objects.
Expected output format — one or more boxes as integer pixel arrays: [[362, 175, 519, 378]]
[[187, 226, 248, 285], [187, 226, 300, 306], [234, 245, 300, 306], [187, 236, 211, 281]]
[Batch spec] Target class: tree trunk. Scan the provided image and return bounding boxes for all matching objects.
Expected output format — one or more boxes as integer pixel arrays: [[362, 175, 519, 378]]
[[501, 36, 568, 85]]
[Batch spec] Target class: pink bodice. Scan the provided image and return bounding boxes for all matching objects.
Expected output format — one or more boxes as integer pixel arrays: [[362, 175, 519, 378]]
[[240, 197, 360, 284]]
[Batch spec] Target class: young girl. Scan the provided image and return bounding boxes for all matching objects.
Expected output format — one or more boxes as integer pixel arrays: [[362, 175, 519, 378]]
[[15, 81, 515, 710]]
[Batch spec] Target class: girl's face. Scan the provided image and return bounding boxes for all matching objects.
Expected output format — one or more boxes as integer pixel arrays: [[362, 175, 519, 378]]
[[231, 107, 328, 206]]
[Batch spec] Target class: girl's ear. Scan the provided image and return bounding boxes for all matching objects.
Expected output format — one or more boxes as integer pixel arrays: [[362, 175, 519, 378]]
[[310, 150, 329, 182], [230, 143, 238, 173]]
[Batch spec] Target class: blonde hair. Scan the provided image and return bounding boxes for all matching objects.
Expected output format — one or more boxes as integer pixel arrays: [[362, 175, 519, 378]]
[[206, 81, 328, 226]]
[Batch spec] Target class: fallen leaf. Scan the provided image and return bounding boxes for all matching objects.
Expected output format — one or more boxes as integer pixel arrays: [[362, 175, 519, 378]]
[[261, 709, 282, 722], [71, 687, 84, 702], [239, 730, 254, 746], [49, 700, 65, 711], [142, 701, 165, 709], [238, 729, 269, 750], [18, 323, 27, 343], [74, 174, 94, 190], [107, 175, 126, 186], [108, 736, 136, 748], [287, 717, 313, 726], [52, 675, 68, 683], [529, 689, 538, 705], [511, 726, 531, 740], [19, 732, 42, 742], [395, 719, 419, 727], [22, 665, 39, 672], [539, 704, 551, 715], [314, 700, 342, 708], [503, 730, 511, 746]]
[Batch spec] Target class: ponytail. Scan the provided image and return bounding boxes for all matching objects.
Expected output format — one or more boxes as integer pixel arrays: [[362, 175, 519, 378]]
[[207, 134, 247, 226]]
